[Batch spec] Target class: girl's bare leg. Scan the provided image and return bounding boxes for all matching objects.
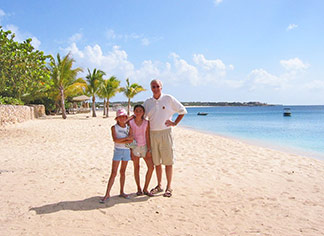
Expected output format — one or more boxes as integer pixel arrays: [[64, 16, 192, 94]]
[[143, 156, 154, 193], [132, 155, 142, 193], [102, 160, 120, 200], [119, 160, 129, 195]]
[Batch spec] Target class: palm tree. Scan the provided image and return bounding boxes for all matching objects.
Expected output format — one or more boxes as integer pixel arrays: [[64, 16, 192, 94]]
[[120, 78, 146, 115], [99, 76, 121, 117], [49, 53, 84, 119], [85, 68, 105, 117]]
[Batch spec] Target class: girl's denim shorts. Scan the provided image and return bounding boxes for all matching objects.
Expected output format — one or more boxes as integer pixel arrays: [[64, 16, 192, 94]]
[[113, 148, 131, 161]]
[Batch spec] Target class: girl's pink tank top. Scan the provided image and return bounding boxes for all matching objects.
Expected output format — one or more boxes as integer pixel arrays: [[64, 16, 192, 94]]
[[129, 119, 148, 146]]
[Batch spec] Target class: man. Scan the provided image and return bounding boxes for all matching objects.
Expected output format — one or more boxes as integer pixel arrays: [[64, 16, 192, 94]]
[[144, 79, 187, 197]]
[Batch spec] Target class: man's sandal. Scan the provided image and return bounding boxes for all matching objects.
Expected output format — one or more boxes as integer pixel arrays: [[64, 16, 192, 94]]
[[163, 189, 173, 198], [150, 185, 163, 195]]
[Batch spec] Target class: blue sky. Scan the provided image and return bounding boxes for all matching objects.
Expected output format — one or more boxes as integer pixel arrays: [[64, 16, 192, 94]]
[[1, 0, 324, 105]]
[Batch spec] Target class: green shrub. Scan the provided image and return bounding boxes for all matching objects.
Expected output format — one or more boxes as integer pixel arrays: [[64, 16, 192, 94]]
[[0, 96, 24, 105]]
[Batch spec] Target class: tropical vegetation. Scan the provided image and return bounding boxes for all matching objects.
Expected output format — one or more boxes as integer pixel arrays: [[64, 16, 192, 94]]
[[48, 53, 85, 119], [1, 26, 147, 118], [85, 68, 105, 117], [120, 78, 146, 115], [0, 26, 51, 105], [98, 76, 121, 117]]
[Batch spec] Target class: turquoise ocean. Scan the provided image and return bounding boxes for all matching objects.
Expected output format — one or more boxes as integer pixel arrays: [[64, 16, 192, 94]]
[[180, 106, 324, 160]]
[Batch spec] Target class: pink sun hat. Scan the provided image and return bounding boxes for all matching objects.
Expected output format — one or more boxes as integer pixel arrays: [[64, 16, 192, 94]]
[[115, 108, 128, 119]]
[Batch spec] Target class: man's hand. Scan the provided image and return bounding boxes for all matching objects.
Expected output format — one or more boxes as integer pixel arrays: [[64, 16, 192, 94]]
[[165, 120, 175, 127]]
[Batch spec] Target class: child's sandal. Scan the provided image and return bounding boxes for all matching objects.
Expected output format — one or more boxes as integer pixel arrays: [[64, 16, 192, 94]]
[[150, 185, 163, 195], [163, 189, 173, 198], [136, 191, 143, 196], [143, 191, 154, 197]]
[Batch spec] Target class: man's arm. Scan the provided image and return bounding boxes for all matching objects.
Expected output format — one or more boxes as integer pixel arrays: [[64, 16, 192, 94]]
[[165, 114, 184, 127], [165, 95, 186, 127]]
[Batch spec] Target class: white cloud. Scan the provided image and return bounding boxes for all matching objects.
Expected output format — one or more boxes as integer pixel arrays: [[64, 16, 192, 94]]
[[305, 80, 324, 90], [131, 60, 161, 83], [224, 79, 244, 88], [248, 57, 310, 90], [5, 25, 19, 36], [69, 33, 83, 43], [192, 54, 237, 86], [63, 42, 238, 88], [127, 33, 141, 40], [169, 53, 200, 86], [141, 38, 150, 46], [249, 69, 282, 89], [64, 43, 135, 78], [287, 24, 298, 31], [0, 8, 6, 24], [4, 24, 41, 49], [280, 57, 309, 71], [214, 0, 223, 6], [138, 60, 160, 76], [165, 53, 237, 87], [193, 54, 228, 77], [65, 42, 84, 58], [30, 36, 41, 49], [105, 29, 155, 46], [106, 29, 116, 39], [193, 54, 226, 70], [0, 8, 5, 17]]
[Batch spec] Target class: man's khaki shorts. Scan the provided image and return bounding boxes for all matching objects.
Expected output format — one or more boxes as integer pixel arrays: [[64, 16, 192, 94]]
[[150, 129, 174, 166]]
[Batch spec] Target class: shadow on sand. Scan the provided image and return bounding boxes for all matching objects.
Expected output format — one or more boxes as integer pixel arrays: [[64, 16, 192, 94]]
[[30, 195, 151, 215]]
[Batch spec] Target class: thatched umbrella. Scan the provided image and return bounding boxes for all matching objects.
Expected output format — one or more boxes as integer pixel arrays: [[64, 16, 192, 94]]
[[72, 95, 91, 102], [71, 95, 91, 113]]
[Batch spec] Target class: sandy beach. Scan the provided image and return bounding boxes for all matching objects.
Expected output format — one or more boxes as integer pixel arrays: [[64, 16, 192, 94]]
[[1, 112, 324, 236]]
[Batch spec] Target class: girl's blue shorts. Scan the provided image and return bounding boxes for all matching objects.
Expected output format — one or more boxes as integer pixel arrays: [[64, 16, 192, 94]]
[[113, 148, 131, 161]]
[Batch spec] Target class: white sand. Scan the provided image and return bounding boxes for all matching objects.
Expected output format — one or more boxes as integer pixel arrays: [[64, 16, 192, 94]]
[[1, 112, 324, 235]]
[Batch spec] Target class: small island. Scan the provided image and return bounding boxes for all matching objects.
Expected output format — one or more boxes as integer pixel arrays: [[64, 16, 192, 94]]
[[104, 101, 272, 108], [181, 101, 271, 107]]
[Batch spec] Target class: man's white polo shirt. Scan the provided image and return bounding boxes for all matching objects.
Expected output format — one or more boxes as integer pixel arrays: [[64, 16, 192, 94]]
[[144, 93, 187, 131]]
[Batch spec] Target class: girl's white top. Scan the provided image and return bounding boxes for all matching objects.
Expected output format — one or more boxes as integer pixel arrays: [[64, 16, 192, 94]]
[[113, 124, 129, 149]]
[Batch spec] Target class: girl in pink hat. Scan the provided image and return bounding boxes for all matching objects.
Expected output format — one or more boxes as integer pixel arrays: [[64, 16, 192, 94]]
[[100, 108, 133, 203]]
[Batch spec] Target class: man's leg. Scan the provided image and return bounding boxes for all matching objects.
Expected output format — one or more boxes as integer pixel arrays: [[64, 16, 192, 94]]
[[155, 164, 162, 188], [150, 131, 163, 193], [165, 165, 173, 191]]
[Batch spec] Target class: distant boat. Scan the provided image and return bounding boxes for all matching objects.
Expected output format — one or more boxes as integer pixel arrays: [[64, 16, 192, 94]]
[[283, 108, 291, 117], [197, 112, 208, 116]]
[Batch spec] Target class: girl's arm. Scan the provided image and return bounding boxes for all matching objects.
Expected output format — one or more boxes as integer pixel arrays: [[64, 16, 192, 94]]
[[125, 127, 134, 144], [111, 126, 132, 144], [125, 115, 135, 124]]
